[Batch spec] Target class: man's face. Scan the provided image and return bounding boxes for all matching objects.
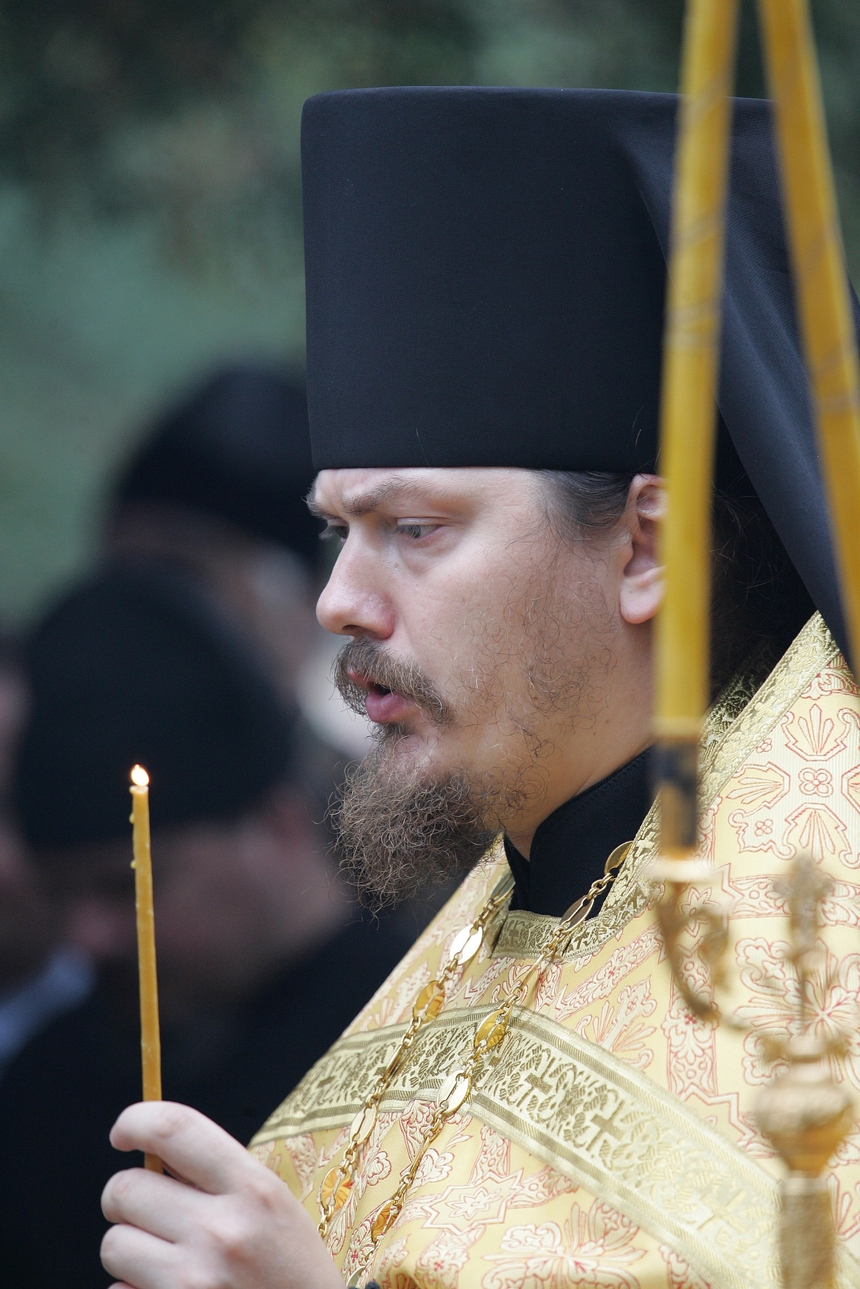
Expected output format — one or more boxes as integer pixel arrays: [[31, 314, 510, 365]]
[[313, 467, 624, 899]]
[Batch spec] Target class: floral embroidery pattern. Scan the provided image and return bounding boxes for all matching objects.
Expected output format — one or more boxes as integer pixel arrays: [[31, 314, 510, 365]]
[[550, 927, 661, 1024], [416, 1226, 485, 1289], [799, 767, 834, 796], [662, 978, 717, 1098], [784, 802, 851, 865], [402, 1125, 574, 1234], [727, 762, 789, 813], [574, 981, 657, 1072], [735, 936, 860, 1088], [481, 1200, 643, 1289], [283, 1134, 318, 1201], [782, 702, 847, 760]]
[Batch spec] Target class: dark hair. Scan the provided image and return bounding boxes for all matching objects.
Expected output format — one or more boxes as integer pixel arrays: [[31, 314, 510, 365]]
[[539, 470, 635, 541], [538, 459, 814, 697]]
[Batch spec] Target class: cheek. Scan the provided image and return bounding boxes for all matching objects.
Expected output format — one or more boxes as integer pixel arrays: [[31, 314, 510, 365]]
[[402, 549, 514, 660], [452, 558, 593, 710]]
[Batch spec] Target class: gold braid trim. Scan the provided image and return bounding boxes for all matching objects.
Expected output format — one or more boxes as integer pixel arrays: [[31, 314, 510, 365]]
[[255, 1003, 860, 1287], [258, 1003, 778, 1288], [495, 612, 840, 962]]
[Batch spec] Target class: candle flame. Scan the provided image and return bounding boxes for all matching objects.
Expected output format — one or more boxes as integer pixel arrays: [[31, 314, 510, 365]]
[[131, 764, 150, 787]]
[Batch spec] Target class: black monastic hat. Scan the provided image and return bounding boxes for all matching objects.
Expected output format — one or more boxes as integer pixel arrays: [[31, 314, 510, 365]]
[[15, 568, 294, 851], [114, 366, 321, 568], [301, 86, 859, 655]]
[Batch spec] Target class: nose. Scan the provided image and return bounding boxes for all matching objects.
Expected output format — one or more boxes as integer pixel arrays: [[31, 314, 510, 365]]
[[316, 539, 395, 639]]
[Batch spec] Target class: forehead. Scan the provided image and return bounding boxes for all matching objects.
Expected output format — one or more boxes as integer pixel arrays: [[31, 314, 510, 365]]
[[311, 467, 536, 517]]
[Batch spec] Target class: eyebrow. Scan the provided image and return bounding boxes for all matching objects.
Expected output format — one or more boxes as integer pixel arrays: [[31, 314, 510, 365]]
[[308, 476, 446, 521]]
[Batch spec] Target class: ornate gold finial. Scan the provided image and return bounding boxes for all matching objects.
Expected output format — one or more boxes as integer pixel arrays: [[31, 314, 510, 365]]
[[754, 856, 855, 1289], [652, 852, 855, 1288], [649, 854, 729, 1023]]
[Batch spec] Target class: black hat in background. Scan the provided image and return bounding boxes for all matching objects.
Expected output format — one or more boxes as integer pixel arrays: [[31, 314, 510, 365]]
[[113, 366, 320, 569], [14, 568, 294, 852], [301, 86, 858, 657]]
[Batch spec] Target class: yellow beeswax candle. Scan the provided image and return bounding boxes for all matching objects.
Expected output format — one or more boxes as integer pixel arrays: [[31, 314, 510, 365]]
[[656, 0, 740, 856], [130, 764, 163, 1173], [757, 0, 860, 670]]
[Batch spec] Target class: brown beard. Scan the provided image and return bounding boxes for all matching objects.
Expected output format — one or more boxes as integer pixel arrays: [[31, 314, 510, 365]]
[[331, 746, 497, 908], [331, 639, 494, 904]]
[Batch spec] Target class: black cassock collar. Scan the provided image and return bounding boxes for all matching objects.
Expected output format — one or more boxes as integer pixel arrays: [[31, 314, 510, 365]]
[[504, 749, 653, 918]]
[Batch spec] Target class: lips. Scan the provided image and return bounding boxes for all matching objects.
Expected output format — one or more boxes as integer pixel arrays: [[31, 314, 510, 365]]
[[347, 670, 414, 724]]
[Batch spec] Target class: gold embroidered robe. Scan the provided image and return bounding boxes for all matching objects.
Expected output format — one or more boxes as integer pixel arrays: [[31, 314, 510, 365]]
[[251, 616, 860, 1288]]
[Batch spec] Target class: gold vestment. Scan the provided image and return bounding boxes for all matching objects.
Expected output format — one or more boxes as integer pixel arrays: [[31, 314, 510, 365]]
[[252, 615, 860, 1288]]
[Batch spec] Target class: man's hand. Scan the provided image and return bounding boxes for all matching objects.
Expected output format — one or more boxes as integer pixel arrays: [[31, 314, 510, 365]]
[[101, 1101, 344, 1289]]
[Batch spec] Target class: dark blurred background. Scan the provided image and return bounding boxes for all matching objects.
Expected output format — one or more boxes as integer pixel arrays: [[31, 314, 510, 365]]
[[0, 0, 857, 627]]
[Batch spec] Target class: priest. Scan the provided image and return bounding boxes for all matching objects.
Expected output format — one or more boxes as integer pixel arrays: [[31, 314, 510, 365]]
[[99, 88, 860, 1289]]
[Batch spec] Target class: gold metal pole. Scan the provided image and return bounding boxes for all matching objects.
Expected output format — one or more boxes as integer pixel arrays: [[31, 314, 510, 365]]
[[655, 0, 740, 861], [752, 6, 860, 1282], [657, 0, 860, 1018], [758, 0, 860, 668], [654, 4, 860, 1282]]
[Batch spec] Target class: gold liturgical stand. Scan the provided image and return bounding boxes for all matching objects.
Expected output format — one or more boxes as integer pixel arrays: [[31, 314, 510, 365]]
[[652, 1, 860, 1287]]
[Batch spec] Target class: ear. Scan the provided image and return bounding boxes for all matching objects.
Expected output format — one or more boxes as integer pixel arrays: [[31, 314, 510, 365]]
[[619, 475, 665, 626]]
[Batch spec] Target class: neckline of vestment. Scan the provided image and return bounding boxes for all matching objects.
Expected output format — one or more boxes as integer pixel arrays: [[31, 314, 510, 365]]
[[504, 749, 653, 917], [493, 612, 837, 962]]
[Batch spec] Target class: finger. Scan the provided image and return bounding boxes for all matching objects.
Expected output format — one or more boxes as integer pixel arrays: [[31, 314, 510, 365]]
[[110, 1101, 255, 1194], [102, 1167, 211, 1243], [101, 1222, 179, 1289]]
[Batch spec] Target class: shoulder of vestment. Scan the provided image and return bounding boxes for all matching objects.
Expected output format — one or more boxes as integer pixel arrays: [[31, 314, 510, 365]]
[[253, 614, 860, 1289]]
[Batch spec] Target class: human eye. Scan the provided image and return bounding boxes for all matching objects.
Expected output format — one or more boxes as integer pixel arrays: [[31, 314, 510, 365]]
[[394, 522, 441, 541], [320, 522, 349, 544]]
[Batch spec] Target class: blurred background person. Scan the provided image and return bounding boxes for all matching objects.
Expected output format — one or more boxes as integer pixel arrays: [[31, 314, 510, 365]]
[[103, 363, 372, 762], [0, 637, 93, 1081], [0, 566, 414, 1289], [102, 362, 447, 926]]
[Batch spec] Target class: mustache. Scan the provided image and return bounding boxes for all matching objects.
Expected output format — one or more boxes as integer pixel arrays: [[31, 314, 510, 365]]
[[333, 638, 452, 726]]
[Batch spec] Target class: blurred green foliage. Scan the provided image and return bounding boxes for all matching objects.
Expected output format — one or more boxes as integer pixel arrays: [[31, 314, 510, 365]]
[[0, 0, 857, 621]]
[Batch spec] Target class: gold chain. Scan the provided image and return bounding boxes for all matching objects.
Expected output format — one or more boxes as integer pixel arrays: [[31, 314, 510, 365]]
[[317, 868, 516, 1238], [323, 843, 630, 1287]]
